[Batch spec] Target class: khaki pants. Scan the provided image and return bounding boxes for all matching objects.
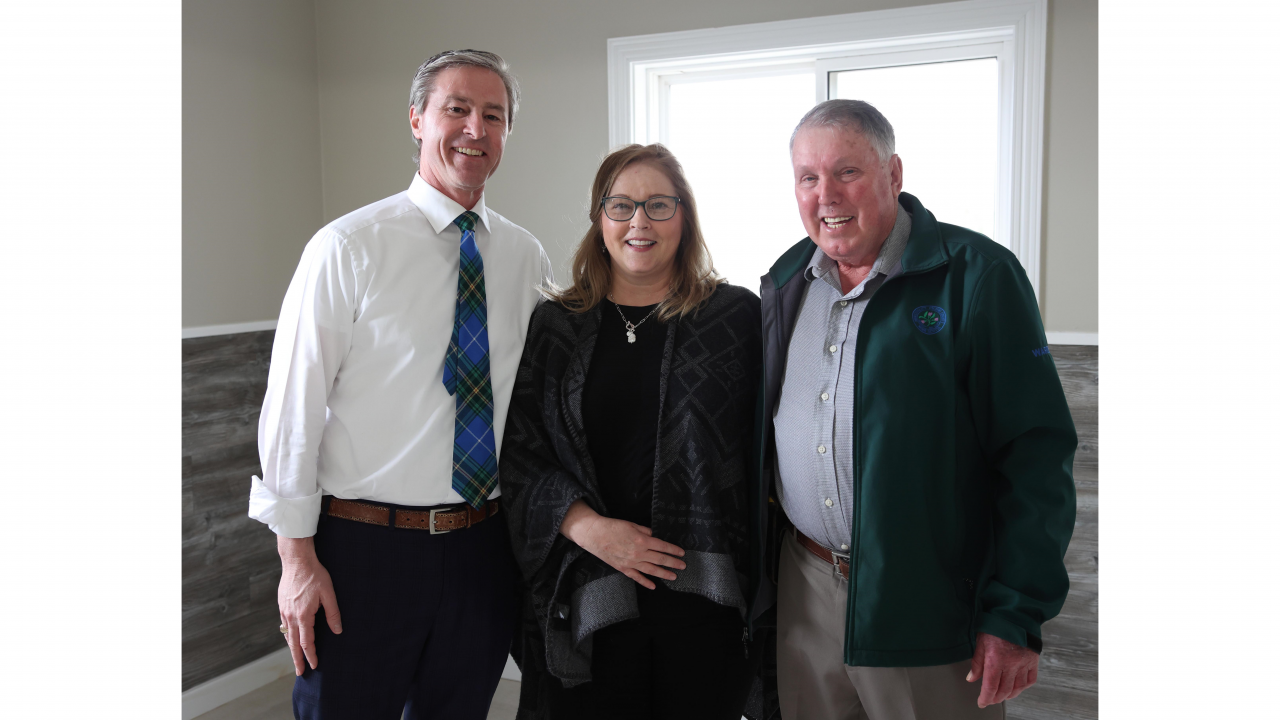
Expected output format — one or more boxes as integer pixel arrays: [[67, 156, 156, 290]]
[[777, 530, 1004, 720]]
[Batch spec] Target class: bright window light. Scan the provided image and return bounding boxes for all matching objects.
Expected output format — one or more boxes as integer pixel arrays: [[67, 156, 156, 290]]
[[665, 71, 814, 291], [662, 58, 1000, 291], [831, 58, 999, 241], [614, 3, 1047, 294]]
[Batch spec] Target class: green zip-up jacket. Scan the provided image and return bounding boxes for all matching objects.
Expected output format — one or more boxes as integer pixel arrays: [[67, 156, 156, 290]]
[[748, 192, 1077, 667]]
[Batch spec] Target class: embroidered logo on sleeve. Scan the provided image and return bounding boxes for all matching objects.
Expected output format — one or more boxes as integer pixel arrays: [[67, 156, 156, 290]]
[[1032, 345, 1052, 357], [911, 306, 947, 335]]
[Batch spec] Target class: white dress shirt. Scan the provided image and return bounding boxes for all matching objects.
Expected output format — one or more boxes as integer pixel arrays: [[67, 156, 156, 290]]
[[248, 174, 554, 538]]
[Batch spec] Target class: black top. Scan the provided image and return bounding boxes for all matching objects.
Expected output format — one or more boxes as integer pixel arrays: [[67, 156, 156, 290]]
[[582, 301, 735, 622], [582, 301, 664, 528]]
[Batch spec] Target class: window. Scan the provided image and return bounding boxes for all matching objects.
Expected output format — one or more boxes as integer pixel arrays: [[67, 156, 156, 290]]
[[664, 69, 814, 291], [608, 0, 1047, 294], [827, 56, 999, 242]]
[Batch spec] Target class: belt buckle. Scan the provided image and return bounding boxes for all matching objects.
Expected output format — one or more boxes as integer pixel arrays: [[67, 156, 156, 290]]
[[428, 508, 450, 535], [831, 550, 850, 578]]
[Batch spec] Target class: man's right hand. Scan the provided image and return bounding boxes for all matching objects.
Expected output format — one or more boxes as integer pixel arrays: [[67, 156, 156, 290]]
[[558, 499, 686, 590], [277, 536, 343, 676]]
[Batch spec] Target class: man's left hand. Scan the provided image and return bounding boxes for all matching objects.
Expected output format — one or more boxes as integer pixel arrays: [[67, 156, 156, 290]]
[[966, 631, 1039, 708]]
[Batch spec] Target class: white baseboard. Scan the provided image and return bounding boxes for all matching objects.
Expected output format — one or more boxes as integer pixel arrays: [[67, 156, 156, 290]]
[[1046, 331, 1098, 346], [182, 646, 294, 720], [182, 319, 278, 339], [181, 649, 522, 719]]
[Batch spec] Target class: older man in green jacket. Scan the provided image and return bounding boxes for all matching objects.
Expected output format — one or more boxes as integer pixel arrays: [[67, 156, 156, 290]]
[[749, 99, 1077, 719]]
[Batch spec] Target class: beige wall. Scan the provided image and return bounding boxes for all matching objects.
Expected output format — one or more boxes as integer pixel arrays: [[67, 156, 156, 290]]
[[184, 0, 1097, 334], [182, 0, 323, 327], [1041, 0, 1098, 332]]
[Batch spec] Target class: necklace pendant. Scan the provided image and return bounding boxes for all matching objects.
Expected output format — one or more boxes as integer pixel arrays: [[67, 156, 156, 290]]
[[626, 330, 636, 343]]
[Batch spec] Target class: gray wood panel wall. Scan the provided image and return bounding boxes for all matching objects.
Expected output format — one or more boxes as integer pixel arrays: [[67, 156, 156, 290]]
[[1008, 344, 1098, 720], [181, 333, 1098, 713], [182, 330, 282, 690]]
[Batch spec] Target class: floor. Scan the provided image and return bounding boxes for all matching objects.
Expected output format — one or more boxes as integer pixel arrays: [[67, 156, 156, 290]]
[[193, 677, 521, 720]]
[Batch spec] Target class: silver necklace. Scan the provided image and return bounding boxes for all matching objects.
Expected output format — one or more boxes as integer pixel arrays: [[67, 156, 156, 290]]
[[608, 296, 660, 344]]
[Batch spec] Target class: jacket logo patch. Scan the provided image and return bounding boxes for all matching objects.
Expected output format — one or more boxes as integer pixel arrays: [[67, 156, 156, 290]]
[[1032, 346, 1051, 358], [911, 306, 947, 335]]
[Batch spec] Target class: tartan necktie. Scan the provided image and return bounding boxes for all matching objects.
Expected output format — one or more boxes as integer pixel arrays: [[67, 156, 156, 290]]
[[442, 210, 497, 509]]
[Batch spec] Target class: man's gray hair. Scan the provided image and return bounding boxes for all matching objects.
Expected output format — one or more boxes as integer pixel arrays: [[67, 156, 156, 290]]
[[790, 99, 896, 162], [408, 49, 521, 161]]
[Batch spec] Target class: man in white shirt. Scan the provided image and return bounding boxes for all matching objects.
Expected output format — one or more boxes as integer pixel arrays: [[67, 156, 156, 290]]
[[247, 50, 553, 719]]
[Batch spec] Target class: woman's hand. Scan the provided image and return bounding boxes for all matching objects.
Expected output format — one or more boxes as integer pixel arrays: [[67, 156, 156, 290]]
[[559, 499, 686, 589]]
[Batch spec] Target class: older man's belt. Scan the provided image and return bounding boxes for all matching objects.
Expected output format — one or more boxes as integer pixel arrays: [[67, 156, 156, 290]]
[[795, 529, 850, 580], [325, 497, 500, 534]]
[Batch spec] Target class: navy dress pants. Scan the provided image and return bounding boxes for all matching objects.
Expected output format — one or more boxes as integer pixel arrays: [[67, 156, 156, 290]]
[[292, 503, 520, 720]]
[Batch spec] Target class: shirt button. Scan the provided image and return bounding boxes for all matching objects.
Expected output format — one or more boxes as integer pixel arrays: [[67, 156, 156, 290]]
[[840, 300, 849, 307], [828, 344, 837, 353], [825, 498, 834, 508], [820, 392, 829, 401], [817, 445, 826, 454], [840, 543, 849, 551]]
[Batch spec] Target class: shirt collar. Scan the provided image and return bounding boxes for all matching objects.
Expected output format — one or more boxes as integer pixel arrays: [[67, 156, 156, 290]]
[[406, 172, 491, 235], [805, 204, 913, 286]]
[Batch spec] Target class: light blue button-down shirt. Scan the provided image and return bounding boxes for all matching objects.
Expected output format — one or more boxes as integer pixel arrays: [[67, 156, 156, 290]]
[[773, 205, 912, 553]]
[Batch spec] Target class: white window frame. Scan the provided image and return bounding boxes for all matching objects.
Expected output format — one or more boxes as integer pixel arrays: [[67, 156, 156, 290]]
[[606, 0, 1048, 296]]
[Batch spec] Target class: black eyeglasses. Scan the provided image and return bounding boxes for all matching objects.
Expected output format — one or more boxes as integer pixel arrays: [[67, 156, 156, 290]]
[[600, 195, 681, 222]]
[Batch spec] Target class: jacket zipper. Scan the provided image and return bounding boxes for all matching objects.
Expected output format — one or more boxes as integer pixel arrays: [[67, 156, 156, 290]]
[[844, 262, 945, 661]]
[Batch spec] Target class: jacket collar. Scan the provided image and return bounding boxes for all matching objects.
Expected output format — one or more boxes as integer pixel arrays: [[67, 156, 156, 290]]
[[895, 191, 948, 275], [765, 191, 947, 290]]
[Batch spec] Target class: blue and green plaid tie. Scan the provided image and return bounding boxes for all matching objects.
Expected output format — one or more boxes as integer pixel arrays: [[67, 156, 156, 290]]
[[442, 210, 497, 509]]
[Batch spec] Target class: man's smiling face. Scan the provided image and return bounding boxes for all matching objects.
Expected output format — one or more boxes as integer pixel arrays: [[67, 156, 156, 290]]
[[791, 124, 902, 267], [410, 65, 510, 207]]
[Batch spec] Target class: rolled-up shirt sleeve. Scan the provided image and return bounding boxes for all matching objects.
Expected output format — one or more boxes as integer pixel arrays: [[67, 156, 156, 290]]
[[249, 228, 359, 538]]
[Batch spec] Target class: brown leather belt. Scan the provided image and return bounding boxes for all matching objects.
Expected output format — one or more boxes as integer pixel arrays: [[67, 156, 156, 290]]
[[795, 529, 850, 580], [326, 497, 500, 534]]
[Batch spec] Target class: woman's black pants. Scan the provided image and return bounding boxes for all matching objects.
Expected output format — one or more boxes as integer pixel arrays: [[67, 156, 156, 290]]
[[546, 587, 758, 720]]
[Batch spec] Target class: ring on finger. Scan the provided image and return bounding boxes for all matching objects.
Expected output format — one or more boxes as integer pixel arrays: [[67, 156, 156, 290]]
[[279, 623, 288, 634]]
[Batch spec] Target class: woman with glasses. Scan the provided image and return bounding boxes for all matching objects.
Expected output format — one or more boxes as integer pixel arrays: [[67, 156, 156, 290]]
[[499, 143, 766, 719]]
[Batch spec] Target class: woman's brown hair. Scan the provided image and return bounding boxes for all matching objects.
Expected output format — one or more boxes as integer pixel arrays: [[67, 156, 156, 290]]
[[551, 143, 723, 320]]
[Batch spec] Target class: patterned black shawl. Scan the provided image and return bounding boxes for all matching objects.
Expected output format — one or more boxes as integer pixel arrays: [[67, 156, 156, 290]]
[[499, 283, 774, 719]]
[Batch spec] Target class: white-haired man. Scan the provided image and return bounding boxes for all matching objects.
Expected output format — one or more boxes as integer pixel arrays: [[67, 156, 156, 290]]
[[747, 99, 1078, 719], [248, 50, 552, 719]]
